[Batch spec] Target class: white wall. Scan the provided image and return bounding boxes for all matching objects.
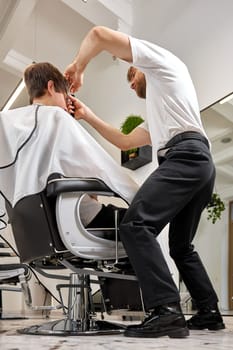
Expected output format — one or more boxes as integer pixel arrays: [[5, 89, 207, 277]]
[[180, 1, 233, 110], [77, 58, 146, 161], [132, 0, 233, 110]]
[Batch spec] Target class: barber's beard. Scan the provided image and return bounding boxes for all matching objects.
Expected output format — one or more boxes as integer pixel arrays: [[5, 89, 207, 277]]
[[136, 77, 146, 99]]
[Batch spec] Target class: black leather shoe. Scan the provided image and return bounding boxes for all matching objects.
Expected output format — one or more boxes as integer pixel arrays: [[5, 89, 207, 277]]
[[124, 303, 189, 338], [187, 305, 225, 330]]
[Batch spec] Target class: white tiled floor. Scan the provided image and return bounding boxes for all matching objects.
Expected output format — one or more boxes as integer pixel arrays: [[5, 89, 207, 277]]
[[0, 315, 233, 350]]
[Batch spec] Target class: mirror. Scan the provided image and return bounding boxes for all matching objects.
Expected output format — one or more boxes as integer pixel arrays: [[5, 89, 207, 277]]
[[201, 92, 233, 200], [193, 92, 233, 312]]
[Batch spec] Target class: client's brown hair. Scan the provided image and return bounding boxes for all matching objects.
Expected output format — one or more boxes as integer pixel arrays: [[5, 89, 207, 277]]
[[24, 62, 69, 103]]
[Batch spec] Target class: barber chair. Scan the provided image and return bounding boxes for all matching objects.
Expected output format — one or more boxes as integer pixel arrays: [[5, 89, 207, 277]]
[[5, 174, 143, 336]]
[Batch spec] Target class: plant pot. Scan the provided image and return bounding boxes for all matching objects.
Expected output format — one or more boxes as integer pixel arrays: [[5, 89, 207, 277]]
[[121, 145, 152, 170]]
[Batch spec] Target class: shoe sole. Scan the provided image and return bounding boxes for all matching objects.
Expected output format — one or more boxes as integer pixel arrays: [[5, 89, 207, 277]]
[[188, 323, 225, 331], [124, 327, 190, 338]]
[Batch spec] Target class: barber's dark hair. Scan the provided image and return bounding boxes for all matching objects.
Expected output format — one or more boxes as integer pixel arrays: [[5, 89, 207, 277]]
[[24, 62, 69, 104]]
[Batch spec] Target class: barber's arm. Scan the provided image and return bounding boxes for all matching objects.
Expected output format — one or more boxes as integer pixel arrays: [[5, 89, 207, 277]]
[[68, 95, 151, 151], [64, 26, 132, 92]]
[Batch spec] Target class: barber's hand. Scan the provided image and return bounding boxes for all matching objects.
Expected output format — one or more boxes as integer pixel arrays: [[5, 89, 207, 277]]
[[67, 95, 91, 121], [66, 95, 75, 116], [64, 62, 84, 93]]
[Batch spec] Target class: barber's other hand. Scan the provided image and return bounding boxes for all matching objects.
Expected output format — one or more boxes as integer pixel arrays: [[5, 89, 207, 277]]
[[67, 95, 91, 121], [64, 62, 83, 93]]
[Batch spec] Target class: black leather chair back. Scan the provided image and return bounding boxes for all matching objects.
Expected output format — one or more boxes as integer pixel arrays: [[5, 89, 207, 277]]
[[6, 192, 66, 263]]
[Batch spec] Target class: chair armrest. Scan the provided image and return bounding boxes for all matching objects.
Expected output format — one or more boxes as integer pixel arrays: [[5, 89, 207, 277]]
[[46, 177, 115, 198]]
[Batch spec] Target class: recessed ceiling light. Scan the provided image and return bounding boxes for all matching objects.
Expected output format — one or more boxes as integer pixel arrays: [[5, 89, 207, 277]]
[[3, 49, 32, 72], [221, 137, 232, 144]]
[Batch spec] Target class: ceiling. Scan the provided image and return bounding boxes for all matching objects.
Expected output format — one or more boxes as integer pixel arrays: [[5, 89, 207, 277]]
[[0, 0, 233, 200]]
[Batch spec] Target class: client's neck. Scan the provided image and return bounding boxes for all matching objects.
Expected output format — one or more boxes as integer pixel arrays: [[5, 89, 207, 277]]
[[32, 96, 50, 106]]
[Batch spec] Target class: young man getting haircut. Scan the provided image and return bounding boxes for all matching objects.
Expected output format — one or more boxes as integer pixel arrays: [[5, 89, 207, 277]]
[[0, 62, 137, 228]]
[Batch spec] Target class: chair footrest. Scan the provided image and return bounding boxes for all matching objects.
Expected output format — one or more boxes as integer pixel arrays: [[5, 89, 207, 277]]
[[31, 305, 62, 311]]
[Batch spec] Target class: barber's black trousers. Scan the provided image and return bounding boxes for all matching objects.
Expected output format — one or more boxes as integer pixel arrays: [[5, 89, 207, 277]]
[[119, 138, 218, 310]]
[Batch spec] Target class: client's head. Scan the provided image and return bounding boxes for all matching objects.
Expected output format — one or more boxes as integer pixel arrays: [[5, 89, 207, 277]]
[[24, 62, 69, 110]]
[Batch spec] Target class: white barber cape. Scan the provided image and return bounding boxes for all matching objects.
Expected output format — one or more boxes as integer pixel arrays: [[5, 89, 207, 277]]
[[0, 104, 138, 207]]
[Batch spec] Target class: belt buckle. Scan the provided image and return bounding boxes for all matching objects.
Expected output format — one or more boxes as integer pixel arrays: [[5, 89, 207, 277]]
[[157, 147, 170, 158]]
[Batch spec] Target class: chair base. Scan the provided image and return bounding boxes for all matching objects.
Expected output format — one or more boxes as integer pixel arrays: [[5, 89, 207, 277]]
[[17, 318, 126, 336], [0, 315, 28, 320]]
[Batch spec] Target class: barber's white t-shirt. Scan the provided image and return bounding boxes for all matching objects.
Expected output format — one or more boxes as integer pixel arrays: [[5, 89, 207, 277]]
[[129, 37, 209, 154]]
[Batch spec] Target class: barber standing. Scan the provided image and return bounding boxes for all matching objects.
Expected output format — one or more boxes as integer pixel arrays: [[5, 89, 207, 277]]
[[64, 26, 225, 338]]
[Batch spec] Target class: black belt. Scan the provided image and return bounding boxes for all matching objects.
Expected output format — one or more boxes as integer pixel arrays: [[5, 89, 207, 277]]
[[157, 131, 209, 158], [165, 131, 209, 149]]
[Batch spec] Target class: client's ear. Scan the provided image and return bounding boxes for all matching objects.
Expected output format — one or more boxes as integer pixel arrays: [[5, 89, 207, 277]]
[[47, 80, 55, 95]]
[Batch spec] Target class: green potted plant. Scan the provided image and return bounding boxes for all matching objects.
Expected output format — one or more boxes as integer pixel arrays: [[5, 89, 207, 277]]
[[120, 114, 152, 170], [206, 192, 225, 224]]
